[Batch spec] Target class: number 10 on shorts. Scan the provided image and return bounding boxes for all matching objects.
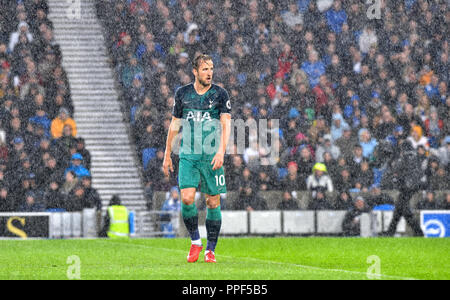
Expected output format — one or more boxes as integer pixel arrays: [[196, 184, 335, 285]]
[[215, 175, 225, 186]]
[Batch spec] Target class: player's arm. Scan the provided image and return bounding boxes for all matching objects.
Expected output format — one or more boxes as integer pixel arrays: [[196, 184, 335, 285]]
[[211, 113, 231, 171], [163, 116, 181, 177], [211, 90, 232, 171], [163, 88, 183, 177]]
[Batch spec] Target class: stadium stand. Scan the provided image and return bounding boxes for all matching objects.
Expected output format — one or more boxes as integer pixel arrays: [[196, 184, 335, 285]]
[[0, 0, 448, 238], [95, 0, 448, 211], [0, 0, 96, 213]]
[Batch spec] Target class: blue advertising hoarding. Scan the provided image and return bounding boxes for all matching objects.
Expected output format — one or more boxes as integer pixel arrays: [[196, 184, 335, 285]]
[[421, 211, 450, 238]]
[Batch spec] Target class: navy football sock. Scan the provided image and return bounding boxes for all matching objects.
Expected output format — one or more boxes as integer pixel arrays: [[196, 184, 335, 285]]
[[206, 206, 222, 252], [181, 203, 200, 242]]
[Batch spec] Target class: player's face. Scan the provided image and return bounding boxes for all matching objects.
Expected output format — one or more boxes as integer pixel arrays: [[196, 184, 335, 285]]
[[194, 60, 214, 87]]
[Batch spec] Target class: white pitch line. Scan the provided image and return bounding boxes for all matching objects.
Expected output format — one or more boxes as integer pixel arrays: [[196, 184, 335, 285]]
[[98, 240, 419, 280]]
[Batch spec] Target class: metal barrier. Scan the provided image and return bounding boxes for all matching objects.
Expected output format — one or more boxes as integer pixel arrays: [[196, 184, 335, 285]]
[[134, 210, 180, 237], [283, 211, 315, 234], [0, 209, 423, 238], [171, 210, 410, 237], [0, 209, 99, 239]]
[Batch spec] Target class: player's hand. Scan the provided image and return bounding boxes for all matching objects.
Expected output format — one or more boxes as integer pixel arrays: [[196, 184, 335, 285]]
[[162, 155, 173, 177], [211, 151, 224, 171]]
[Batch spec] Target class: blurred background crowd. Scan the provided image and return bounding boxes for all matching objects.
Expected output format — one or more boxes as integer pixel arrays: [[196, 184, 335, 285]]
[[0, 0, 448, 214], [95, 0, 449, 210], [0, 0, 99, 212]]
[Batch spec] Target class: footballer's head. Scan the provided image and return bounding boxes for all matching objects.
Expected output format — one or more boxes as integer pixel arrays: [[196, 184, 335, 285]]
[[192, 54, 213, 87]]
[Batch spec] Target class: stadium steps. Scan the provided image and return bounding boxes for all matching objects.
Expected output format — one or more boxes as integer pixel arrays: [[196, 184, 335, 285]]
[[48, 0, 150, 226]]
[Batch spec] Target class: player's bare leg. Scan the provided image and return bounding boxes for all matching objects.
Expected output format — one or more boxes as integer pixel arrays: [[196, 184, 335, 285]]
[[204, 194, 222, 263], [181, 188, 203, 262]]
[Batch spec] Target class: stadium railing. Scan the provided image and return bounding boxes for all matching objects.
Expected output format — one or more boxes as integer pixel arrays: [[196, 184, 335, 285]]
[[0, 209, 97, 239], [1, 208, 448, 238], [151, 190, 450, 211], [175, 209, 407, 237]]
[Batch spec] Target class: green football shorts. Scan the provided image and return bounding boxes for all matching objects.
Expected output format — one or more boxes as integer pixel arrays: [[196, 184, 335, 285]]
[[178, 158, 227, 196]]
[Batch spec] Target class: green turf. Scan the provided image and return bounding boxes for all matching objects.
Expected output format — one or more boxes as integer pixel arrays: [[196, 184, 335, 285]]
[[0, 237, 448, 280]]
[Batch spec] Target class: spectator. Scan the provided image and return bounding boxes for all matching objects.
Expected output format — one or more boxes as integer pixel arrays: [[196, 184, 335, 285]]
[[265, 71, 289, 102], [347, 144, 364, 173], [334, 190, 353, 210], [428, 166, 448, 191], [9, 22, 33, 52], [407, 125, 429, 151], [325, 0, 347, 34], [296, 146, 315, 186], [43, 178, 65, 210], [65, 153, 90, 178], [308, 115, 330, 145], [301, 50, 326, 88], [0, 185, 12, 212], [233, 184, 267, 211], [75, 138, 91, 170], [417, 191, 440, 210], [160, 186, 181, 238], [312, 75, 335, 117], [121, 55, 144, 89], [144, 149, 175, 204], [283, 2, 304, 29], [342, 196, 369, 236], [397, 104, 423, 138], [65, 184, 89, 212], [424, 106, 444, 147], [55, 125, 77, 161], [376, 110, 397, 141], [358, 25, 377, 54], [125, 74, 146, 112], [334, 167, 353, 192], [243, 141, 261, 172], [29, 107, 51, 138], [335, 127, 357, 157], [61, 170, 78, 198], [257, 167, 277, 191], [225, 155, 245, 191], [430, 136, 449, 167], [440, 193, 450, 210], [367, 187, 394, 208], [315, 135, 340, 162], [354, 160, 374, 192], [50, 107, 77, 139], [323, 151, 339, 181], [386, 126, 405, 150], [19, 190, 44, 212], [41, 155, 63, 186], [306, 163, 334, 193], [308, 188, 332, 210], [0, 135, 8, 162], [81, 176, 102, 211], [359, 128, 378, 159], [330, 113, 349, 142], [277, 191, 299, 210], [281, 161, 305, 191], [129, 0, 150, 16], [277, 43, 297, 77]]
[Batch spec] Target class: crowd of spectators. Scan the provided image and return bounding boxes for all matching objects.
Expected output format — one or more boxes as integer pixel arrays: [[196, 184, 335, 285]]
[[95, 0, 449, 210], [0, 0, 99, 212]]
